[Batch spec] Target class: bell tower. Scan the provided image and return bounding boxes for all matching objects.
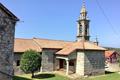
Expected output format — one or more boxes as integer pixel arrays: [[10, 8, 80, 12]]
[[77, 0, 90, 41]]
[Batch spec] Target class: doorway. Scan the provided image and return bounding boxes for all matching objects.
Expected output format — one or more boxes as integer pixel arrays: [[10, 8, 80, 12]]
[[59, 59, 64, 68]]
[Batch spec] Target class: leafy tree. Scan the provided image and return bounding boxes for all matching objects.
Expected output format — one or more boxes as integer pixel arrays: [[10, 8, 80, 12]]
[[20, 49, 41, 78]]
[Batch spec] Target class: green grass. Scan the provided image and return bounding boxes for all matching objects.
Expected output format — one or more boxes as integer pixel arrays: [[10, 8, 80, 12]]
[[88, 72, 120, 80], [78, 72, 120, 80], [13, 72, 120, 80], [13, 76, 30, 80], [13, 73, 69, 80]]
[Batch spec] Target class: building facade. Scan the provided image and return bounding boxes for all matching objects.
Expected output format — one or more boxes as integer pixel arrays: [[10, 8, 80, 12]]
[[0, 3, 19, 80], [14, 1, 106, 76]]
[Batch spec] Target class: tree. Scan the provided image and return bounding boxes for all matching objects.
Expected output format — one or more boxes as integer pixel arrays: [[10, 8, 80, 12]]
[[20, 49, 41, 78]]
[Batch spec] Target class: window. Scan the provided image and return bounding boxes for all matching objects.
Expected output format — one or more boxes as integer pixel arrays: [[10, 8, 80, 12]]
[[79, 25, 82, 34], [16, 60, 20, 66], [85, 25, 88, 35]]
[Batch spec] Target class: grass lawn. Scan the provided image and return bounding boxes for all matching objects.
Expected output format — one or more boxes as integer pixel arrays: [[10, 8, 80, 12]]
[[77, 72, 120, 80], [86, 72, 120, 80], [13, 72, 120, 80]]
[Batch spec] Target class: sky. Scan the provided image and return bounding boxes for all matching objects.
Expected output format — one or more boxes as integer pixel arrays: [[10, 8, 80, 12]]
[[1, 0, 120, 48]]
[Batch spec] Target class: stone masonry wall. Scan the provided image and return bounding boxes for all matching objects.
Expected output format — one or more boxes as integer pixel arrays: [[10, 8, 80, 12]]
[[84, 51, 105, 76], [13, 53, 23, 75], [0, 9, 16, 80], [13, 53, 23, 66], [41, 49, 57, 72], [76, 50, 105, 76]]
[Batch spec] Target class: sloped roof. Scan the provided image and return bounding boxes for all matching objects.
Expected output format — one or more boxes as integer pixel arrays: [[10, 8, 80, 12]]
[[33, 38, 73, 49], [14, 38, 41, 52], [0, 3, 19, 21], [14, 38, 106, 55], [105, 50, 117, 58], [14, 38, 73, 52], [104, 47, 120, 54], [56, 41, 106, 55]]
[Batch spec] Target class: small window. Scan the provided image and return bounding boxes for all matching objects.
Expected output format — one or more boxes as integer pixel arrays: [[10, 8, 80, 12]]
[[79, 26, 82, 34], [16, 60, 20, 66]]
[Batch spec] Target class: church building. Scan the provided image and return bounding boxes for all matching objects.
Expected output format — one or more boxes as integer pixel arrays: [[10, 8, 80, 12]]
[[14, 1, 106, 76]]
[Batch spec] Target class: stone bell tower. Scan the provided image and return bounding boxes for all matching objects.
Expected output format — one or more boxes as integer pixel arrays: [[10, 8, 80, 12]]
[[77, 0, 90, 41], [0, 3, 19, 80]]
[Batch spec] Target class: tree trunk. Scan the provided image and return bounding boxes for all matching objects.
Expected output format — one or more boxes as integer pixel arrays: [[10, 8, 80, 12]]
[[31, 71, 34, 78]]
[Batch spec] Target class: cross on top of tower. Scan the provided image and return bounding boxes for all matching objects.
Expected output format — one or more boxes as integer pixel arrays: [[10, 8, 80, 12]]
[[81, 0, 87, 13], [82, 0, 85, 8]]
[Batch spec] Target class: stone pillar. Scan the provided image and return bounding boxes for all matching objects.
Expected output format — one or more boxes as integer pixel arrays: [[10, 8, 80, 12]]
[[66, 59, 69, 75], [74, 59, 76, 73], [40, 66, 42, 72], [76, 51, 84, 76], [55, 59, 59, 70]]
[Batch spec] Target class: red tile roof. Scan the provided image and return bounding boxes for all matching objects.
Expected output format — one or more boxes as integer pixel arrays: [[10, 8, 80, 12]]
[[14, 38, 73, 52], [14, 38, 106, 55], [33, 38, 73, 49], [105, 50, 116, 58], [56, 41, 106, 55], [14, 38, 41, 52]]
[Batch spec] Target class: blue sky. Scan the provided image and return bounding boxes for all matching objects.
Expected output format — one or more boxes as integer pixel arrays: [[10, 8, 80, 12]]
[[1, 0, 120, 48]]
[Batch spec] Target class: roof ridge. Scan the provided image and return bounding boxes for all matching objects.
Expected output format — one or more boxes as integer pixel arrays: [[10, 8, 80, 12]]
[[15, 38, 32, 40], [33, 37, 74, 42]]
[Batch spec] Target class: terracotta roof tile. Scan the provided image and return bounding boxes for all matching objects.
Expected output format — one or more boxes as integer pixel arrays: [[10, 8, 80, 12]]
[[56, 41, 106, 55], [14, 38, 73, 52], [14, 38, 41, 52], [14, 38, 106, 55], [33, 38, 73, 49], [105, 50, 115, 58], [55, 43, 76, 55]]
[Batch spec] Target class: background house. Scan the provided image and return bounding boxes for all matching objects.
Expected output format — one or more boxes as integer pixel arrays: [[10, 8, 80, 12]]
[[105, 50, 119, 63], [105, 50, 120, 72]]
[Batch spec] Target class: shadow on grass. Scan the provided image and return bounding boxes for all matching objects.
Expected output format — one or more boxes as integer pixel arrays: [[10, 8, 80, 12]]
[[105, 71, 115, 74], [34, 73, 55, 79], [13, 76, 31, 80]]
